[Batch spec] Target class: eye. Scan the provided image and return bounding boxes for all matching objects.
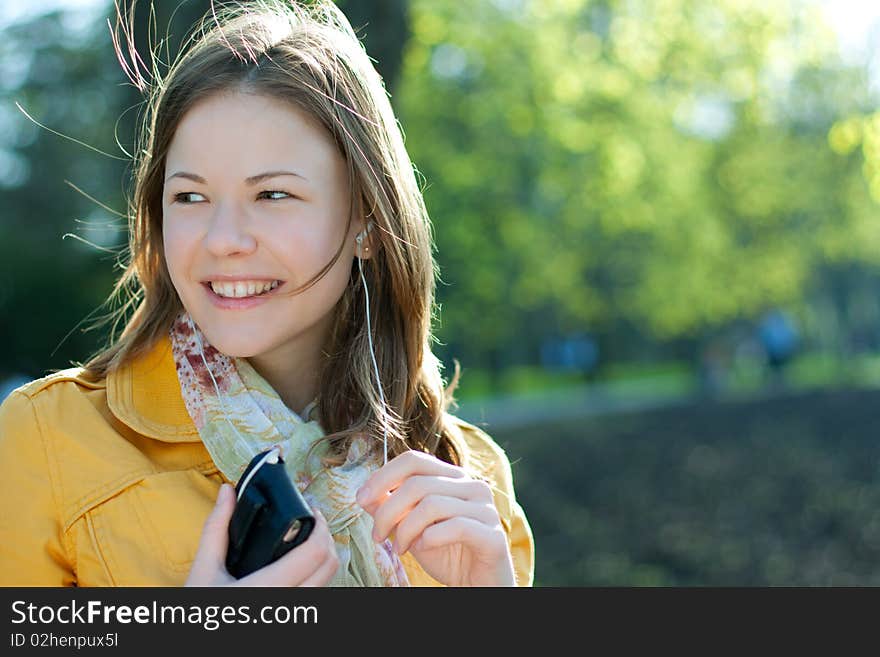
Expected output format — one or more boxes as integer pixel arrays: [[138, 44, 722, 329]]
[[258, 190, 293, 201], [173, 192, 206, 204]]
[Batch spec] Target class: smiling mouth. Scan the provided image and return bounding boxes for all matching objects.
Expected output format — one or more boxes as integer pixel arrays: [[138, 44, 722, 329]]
[[202, 280, 286, 299]]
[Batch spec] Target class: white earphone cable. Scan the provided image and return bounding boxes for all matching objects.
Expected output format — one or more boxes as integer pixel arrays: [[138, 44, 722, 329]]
[[357, 235, 389, 466]]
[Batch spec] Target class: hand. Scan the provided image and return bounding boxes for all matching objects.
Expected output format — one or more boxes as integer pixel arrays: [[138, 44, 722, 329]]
[[356, 451, 516, 587], [185, 483, 340, 586]]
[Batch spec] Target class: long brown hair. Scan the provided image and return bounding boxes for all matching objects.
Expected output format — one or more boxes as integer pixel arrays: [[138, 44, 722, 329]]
[[80, 0, 466, 467]]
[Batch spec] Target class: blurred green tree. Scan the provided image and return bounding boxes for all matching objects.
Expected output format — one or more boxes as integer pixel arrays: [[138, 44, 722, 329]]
[[397, 0, 880, 374]]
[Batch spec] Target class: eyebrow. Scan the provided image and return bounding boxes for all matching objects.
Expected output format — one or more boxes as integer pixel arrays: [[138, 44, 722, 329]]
[[164, 170, 309, 185]]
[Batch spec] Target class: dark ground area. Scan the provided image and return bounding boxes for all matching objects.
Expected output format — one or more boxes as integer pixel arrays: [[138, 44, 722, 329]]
[[489, 387, 880, 586]]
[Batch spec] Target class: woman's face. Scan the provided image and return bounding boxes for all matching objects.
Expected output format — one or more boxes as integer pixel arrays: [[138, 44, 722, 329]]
[[162, 91, 361, 361]]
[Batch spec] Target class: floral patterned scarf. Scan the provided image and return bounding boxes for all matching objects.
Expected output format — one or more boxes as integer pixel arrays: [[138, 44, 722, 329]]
[[169, 310, 409, 586]]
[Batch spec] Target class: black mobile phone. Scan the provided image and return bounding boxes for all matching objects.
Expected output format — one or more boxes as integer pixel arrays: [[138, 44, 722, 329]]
[[225, 447, 315, 579]]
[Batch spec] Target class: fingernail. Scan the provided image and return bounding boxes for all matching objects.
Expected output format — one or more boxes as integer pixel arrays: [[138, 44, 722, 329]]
[[216, 483, 230, 504], [356, 486, 371, 505]]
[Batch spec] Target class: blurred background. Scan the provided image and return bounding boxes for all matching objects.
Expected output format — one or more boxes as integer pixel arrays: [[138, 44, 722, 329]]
[[2, 0, 880, 585]]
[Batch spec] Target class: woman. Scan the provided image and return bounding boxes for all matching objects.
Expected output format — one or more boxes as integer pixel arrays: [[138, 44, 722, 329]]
[[0, 0, 534, 587]]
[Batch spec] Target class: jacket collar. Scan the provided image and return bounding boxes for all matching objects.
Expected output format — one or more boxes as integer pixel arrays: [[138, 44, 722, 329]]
[[106, 333, 200, 442]]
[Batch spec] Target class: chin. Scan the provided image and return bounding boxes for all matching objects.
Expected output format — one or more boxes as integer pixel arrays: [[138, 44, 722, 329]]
[[212, 343, 263, 358], [210, 335, 269, 359], [193, 320, 274, 358]]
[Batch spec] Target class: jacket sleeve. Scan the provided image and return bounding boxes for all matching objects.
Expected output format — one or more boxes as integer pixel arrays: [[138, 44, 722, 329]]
[[456, 420, 536, 586], [0, 391, 75, 586], [490, 449, 535, 587], [507, 497, 535, 587]]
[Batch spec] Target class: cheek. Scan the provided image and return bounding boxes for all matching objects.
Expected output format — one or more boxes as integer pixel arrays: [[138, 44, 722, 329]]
[[294, 231, 354, 304], [277, 222, 344, 280], [162, 220, 194, 283]]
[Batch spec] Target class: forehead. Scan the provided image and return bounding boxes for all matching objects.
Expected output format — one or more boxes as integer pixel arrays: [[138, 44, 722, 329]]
[[165, 91, 342, 180]]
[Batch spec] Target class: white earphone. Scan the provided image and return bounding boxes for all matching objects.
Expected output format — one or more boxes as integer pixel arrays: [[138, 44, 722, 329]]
[[356, 220, 374, 254]]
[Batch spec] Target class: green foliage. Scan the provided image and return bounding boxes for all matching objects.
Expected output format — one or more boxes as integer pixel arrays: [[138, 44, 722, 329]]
[[0, 7, 131, 375], [396, 0, 880, 371]]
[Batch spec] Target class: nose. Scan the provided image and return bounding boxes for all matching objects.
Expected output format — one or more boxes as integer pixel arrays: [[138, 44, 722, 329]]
[[202, 201, 257, 256]]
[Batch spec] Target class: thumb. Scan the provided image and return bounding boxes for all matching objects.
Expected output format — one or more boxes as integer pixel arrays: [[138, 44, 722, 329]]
[[195, 483, 235, 569]]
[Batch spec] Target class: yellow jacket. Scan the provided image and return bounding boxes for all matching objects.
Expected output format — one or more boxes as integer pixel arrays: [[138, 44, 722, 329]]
[[0, 334, 534, 586]]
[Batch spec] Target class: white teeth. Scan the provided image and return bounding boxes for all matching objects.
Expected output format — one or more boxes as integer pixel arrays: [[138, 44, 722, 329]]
[[210, 280, 280, 298]]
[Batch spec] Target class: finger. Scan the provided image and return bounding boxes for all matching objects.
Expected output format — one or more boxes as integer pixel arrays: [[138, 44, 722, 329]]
[[362, 474, 492, 514], [413, 516, 506, 556], [368, 476, 494, 542], [297, 547, 341, 587], [242, 509, 336, 586], [393, 495, 500, 555], [192, 483, 235, 572], [356, 451, 465, 508]]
